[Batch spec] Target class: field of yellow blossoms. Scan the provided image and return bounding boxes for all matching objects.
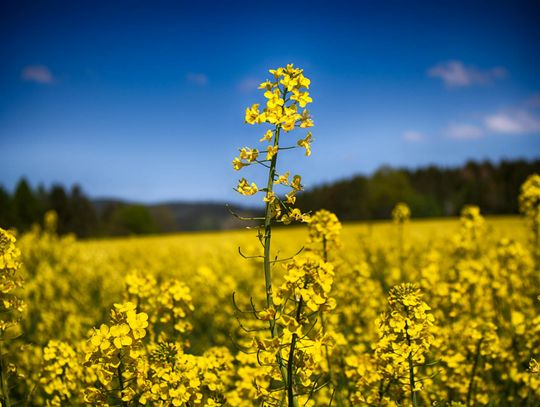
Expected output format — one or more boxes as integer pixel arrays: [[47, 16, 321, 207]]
[[1, 65, 540, 406]]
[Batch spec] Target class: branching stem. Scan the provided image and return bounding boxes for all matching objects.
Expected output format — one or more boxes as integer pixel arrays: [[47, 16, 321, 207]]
[[466, 337, 483, 407], [404, 320, 418, 407]]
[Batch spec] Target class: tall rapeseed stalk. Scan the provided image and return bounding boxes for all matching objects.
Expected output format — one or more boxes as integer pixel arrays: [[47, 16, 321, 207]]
[[232, 64, 314, 406]]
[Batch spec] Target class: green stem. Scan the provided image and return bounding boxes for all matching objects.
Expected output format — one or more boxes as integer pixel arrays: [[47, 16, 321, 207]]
[[404, 321, 417, 407], [466, 337, 483, 407], [263, 126, 280, 332], [321, 237, 343, 407], [117, 353, 128, 407], [262, 122, 297, 406], [287, 297, 304, 407]]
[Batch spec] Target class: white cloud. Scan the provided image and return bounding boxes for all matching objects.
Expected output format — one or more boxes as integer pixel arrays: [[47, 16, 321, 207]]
[[21, 65, 54, 84], [428, 61, 506, 88], [185, 72, 208, 86], [484, 110, 540, 134], [444, 123, 484, 139], [402, 130, 424, 142], [237, 77, 259, 93]]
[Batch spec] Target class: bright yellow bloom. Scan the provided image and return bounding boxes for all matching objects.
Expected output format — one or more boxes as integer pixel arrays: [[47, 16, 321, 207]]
[[291, 90, 313, 107], [266, 145, 278, 160], [392, 202, 411, 224], [264, 89, 284, 109], [297, 132, 313, 156], [298, 74, 310, 89], [285, 191, 296, 205], [263, 191, 276, 204], [260, 129, 273, 142], [275, 171, 290, 185], [126, 310, 148, 339], [232, 157, 246, 171], [299, 109, 314, 128], [239, 147, 259, 162], [245, 103, 261, 124], [258, 80, 273, 90], [291, 174, 303, 191], [110, 323, 132, 348], [269, 67, 284, 78], [236, 178, 258, 196]]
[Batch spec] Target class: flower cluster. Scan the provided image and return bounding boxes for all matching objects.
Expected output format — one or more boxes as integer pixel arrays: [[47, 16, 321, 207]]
[[374, 283, 435, 399], [306, 209, 342, 256], [39, 340, 85, 406], [392, 202, 411, 224], [0, 228, 26, 333], [519, 173, 540, 220], [453, 205, 485, 257], [247, 253, 336, 404], [519, 173, 540, 257], [140, 343, 231, 406], [233, 64, 313, 224], [84, 302, 149, 404], [125, 271, 194, 343]]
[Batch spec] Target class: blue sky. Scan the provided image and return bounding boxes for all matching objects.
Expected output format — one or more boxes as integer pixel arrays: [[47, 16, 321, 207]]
[[1, 0, 539, 204]]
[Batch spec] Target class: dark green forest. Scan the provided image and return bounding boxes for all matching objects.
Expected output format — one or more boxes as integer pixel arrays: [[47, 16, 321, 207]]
[[0, 180, 255, 237], [1, 158, 539, 237], [296, 159, 540, 221]]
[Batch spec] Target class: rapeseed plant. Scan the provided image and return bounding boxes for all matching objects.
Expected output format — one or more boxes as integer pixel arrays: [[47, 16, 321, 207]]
[[0, 228, 25, 407], [519, 174, 540, 260], [233, 64, 315, 406]]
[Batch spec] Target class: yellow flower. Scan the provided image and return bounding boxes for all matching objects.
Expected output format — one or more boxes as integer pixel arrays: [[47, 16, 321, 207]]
[[529, 358, 540, 374], [392, 202, 411, 224], [281, 208, 309, 224], [239, 147, 259, 162], [232, 157, 246, 171], [110, 323, 132, 348], [266, 145, 278, 160], [126, 310, 148, 339], [291, 90, 313, 107], [285, 191, 296, 205], [269, 67, 284, 79], [236, 178, 258, 196], [278, 314, 302, 336], [298, 74, 310, 89], [275, 171, 290, 185], [245, 103, 260, 124], [258, 80, 273, 90], [297, 132, 313, 156], [90, 324, 111, 351], [291, 175, 303, 191], [264, 89, 284, 109], [260, 129, 273, 142], [299, 109, 314, 128], [263, 191, 276, 203]]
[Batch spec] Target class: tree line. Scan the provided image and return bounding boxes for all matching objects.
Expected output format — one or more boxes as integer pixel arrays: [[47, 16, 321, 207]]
[[0, 180, 156, 237], [1, 158, 539, 237], [296, 158, 540, 221]]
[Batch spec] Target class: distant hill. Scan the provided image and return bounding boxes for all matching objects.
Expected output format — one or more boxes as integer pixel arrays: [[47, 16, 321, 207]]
[[92, 199, 261, 233]]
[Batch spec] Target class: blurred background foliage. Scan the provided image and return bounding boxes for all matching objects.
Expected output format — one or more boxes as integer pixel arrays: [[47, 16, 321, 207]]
[[1, 158, 538, 237]]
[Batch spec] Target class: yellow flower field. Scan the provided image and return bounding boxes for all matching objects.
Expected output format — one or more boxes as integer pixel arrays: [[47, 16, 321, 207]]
[[0, 213, 539, 406]]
